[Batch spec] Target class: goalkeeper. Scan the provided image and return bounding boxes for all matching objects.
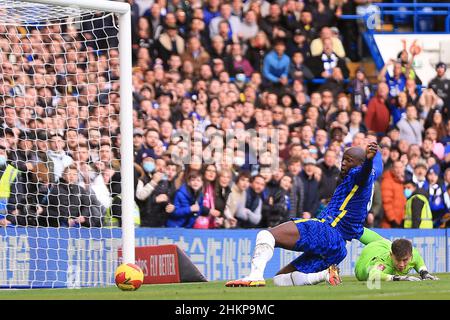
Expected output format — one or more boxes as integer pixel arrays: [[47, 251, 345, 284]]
[[355, 228, 439, 282]]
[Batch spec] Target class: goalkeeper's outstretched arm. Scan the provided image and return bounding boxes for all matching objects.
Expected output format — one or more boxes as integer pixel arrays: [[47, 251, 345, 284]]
[[359, 227, 384, 245]]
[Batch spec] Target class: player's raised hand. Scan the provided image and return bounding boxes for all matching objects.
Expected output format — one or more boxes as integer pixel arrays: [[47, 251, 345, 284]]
[[366, 141, 379, 160]]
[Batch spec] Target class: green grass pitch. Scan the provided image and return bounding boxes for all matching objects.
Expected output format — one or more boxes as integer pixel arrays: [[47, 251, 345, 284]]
[[0, 274, 450, 300]]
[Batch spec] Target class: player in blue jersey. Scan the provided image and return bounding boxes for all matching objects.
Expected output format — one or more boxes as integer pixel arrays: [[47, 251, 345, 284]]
[[225, 141, 382, 287]]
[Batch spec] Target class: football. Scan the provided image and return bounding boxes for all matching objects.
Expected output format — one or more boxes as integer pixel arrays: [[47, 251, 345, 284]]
[[115, 263, 144, 291]]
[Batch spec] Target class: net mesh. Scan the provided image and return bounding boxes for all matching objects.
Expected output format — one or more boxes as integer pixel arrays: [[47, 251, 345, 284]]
[[0, 0, 124, 288]]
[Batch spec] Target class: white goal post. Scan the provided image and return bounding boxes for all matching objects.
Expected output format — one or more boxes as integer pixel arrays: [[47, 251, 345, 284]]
[[0, 0, 134, 287]]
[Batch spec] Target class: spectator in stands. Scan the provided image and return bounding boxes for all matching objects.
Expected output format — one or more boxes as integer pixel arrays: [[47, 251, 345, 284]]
[[7, 162, 50, 227], [167, 170, 209, 228], [368, 180, 383, 228], [156, 23, 185, 64], [246, 31, 271, 73], [132, 16, 155, 61], [202, 164, 222, 228], [210, 37, 227, 62], [405, 78, 420, 106], [349, 67, 372, 112], [378, 59, 407, 98], [203, 0, 221, 26], [286, 157, 305, 218], [300, 157, 320, 218], [397, 105, 423, 146], [346, 110, 367, 144], [381, 160, 406, 228], [403, 179, 432, 229], [422, 138, 439, 164], [260, 165, 287, 228], [390, 91, 408, 125], [442, 185, 450, 228], [365, 82, 390, 135], [235, 174, 264, 228], [0, 140, 19, 227], [318, 149, 340, 205], [425, 127, 445, 161], [143, 3, 164, 39], [209, 3, 241, 38], [189, 18, 210, 50], [225, 42, 254, 77], [418, 88, 444, 120], [224, 171, 250, 228], [310, 26, 346, 58], [319, 66, 349, 97], [424, 109, 446, 142], [289, 51, 314, 83], [443, 168, 450, 190], [43, 165, 103, 228], [314, 129, 329, 160], [298, 9, 316, 42], [213, 168, 232, 227], [135, 156, 162, 205], [425, 164, 446, 227], [309, 1, 335, 31], [180, 36, 210, 76], [307, 37, 349, 79], [142, 161, 179, 227], [397, 46, 421, 84], [136, 129, 158, 164], [239, 9, 259, 41], [286, 29, 310, 59], [47, 133, 73, 181], [428, 62, 450, 110], [10, 130, 38, 174], [411, 160, 428, 189], [279, 173, 293, 213], [259, 3, 289, 41], [262, 37, 290, 91]]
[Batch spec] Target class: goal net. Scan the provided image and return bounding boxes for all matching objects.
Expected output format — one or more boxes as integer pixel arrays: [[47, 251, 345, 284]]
[[0, 0, 134, 288]]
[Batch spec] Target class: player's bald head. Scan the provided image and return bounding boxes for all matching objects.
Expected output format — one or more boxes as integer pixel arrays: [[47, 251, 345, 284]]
[[340, 146, 366, 178], [344, 147, 366, 163]]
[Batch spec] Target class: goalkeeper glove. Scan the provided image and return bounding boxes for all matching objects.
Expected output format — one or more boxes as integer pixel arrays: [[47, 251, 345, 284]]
[[392, 275, 421, 281], [419, 270, 439, 281]]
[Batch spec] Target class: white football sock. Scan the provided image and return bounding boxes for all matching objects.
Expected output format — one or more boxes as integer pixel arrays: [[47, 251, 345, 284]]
[[273, 270, 328, 286], [246, 230, 275, 280], [273, 273, 295, 286]]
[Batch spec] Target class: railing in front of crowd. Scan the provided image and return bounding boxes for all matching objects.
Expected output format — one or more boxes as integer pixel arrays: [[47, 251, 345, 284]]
[[340, 2, 450, 33]]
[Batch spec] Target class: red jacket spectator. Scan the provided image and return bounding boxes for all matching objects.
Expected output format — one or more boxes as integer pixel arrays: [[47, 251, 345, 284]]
[[365, 82, 391, 134]]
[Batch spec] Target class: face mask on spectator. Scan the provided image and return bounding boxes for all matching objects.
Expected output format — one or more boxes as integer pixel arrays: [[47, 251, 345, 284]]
[[143, 162, 155, 173], [0, 155, 6, 167], [236, 73, 246, 83], [404, 189, 413, 199]]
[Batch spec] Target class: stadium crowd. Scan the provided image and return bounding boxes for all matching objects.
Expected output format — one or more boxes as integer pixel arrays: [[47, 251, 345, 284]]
[[0, 0, 449, 230]]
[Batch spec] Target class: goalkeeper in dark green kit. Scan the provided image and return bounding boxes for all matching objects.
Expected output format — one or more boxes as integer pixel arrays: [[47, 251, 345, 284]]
[[355, 228, 440, 282]]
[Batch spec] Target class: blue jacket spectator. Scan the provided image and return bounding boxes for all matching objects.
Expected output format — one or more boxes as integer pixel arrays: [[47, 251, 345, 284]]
[[166, 171, 210, 228], [378, 59, 407, 98], [262, 38, 290, 86], [203, 0, 221, 26]]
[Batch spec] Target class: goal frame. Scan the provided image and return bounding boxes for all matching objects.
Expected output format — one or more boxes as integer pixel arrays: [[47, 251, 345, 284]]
[[18, 0, 135, 264]]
